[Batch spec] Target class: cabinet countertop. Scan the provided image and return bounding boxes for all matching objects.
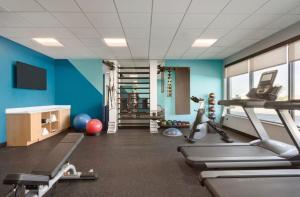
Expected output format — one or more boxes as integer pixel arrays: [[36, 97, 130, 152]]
[[6, 105, 71, 114]]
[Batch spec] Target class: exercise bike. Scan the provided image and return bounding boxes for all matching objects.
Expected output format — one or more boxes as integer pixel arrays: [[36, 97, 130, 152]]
[[184, 96, 233, 143]]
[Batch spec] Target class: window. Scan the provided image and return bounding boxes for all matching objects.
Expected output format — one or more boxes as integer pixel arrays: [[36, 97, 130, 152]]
[[252, 64, 289, 123], [229, 73, 249, 116], [293, 60, 300, 125]]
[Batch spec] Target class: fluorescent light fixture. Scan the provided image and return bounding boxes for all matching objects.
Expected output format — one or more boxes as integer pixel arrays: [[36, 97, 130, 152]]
[[192, 39, 217, 47], [129, 74, 138, 77], [104, 38, 127, 47], [32, 38, 63, 47]]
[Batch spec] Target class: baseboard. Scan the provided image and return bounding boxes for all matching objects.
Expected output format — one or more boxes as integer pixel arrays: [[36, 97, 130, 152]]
[[223, 126, 258, 140], [0, 142, 7, 147]]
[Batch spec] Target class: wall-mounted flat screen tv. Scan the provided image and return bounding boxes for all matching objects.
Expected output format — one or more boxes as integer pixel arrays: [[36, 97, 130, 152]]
[[15, 61, 47, 90]]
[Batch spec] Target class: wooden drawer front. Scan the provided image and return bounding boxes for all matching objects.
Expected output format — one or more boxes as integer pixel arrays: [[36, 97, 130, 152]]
[[59, 109, 70, 130], [6, 114, 31, 146], [30, 113, 41, 142]]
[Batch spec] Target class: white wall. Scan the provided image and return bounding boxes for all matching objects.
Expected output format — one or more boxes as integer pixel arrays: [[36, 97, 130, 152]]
[[223, 115, 293, 144]]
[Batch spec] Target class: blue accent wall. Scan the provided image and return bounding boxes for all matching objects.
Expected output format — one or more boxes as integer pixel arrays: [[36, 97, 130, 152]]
[[55, 60, 104, 122], [0, 36, 55, 143], [158, 60, 224, 123]]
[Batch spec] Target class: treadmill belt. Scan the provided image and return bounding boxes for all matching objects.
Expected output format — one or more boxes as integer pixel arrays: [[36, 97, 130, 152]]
[[205, 177, 300, 197], [181, 145, 278, 158]]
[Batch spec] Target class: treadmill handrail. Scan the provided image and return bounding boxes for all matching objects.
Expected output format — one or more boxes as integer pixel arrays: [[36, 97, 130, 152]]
[[265, 100, 300, 110], [218, 99, 265, 108]]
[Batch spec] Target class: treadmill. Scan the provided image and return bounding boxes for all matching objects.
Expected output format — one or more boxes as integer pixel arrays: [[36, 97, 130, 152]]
[[199, 99, 300, 197], [177, 70, 300, 169], [202, 173, 300, 197]]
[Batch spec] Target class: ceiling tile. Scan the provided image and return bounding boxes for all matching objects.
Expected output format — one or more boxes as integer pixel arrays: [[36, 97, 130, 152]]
[[53, 13, 92, 28], [175, 28, 203, 40], [68, 28, 100, 38], [151, 28, 176, 40], [201, 28, 230, 38], [189, 0, 230, 14], [181, 14, 216, 29], [127, 38, 148, 47], [89, 46, 115, 59], [75, 0, 115, 12], [131, 48, 148, 59], [182, 48, 207, 58], [239, 14, 281, 28], [205, 46, 224, 53], [223, 0, 268, 14], [218, 47, 241, 57], [289, 5, 300, 14], [257, 0, 300, 14], [37, 0, 80, 12], [33, 28, 76, 38], [149, 39, 170, 58], [153, 0, 191, 13], [80, 38, 106, 47], [198, 50, 224, 59], [115, 0, 152, 13], [97, 28, 124, 38], [246, 28, 279, 40], [0, 13, 34, 27], [266, 14, 300, 29], [4, 37, 34, 46], [87, 13, 121, 28], [0, 0, 44, 11], [17, 12, 62, 27], [119, 13, 150, 28], [124, 28, 149, 39], [127, 38, 148, 58], [53, 38, 85, 47], [152, 13, 183, 28], [0, 28, 74, 39], [209, 14, 248, 28], [171, 38, 194, 49], [231, 39, 259, 49], [0, 6, 7, 11], [111, 48, 131, 59], [0, 27, 75, 38]]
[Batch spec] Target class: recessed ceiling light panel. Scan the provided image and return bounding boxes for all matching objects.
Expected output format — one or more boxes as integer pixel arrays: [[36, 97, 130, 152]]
[[104, 38, 127, 47], [32, 38, 63, 47], [192, 39, 217, 47]]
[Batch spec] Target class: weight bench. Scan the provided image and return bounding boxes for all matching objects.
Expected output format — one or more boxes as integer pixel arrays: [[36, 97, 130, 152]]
[[3, 133, 97, 197]]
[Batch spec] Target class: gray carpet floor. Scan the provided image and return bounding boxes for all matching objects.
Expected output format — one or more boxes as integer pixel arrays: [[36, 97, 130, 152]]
[[0, 128, 249, 197]]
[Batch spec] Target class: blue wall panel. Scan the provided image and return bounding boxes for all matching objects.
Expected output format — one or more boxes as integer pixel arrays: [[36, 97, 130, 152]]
[[158, 60, 224, 123], [55, 60, 103, 122], [0, 36, 55, 143]]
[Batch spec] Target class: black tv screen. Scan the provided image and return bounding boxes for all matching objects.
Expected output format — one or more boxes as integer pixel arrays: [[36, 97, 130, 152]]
[[15, 62, 47, 90]]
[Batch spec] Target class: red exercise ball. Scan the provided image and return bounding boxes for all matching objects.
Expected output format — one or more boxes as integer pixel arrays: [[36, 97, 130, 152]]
[[86, 119, 103, 136]]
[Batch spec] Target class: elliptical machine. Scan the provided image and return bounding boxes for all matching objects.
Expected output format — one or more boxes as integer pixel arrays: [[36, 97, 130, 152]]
[[185, 96, 233, 143]]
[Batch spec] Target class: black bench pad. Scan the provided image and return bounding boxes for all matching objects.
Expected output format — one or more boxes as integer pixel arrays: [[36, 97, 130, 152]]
[[3, 173, 49, 186], [32, 133, 84, 178]]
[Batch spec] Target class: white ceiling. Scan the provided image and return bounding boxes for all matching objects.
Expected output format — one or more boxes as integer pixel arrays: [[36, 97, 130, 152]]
[[0, 0, 300, 60]]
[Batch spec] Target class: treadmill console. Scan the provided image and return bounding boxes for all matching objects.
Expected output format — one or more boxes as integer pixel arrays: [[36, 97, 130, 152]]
[[247, 70, 281, 101]]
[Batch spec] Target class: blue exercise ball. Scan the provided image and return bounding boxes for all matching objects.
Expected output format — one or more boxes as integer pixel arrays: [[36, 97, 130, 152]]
[[73, 114, 91, 131]]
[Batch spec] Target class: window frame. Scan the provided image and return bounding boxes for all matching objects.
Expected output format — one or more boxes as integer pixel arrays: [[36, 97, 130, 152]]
[[226, 45, 300, 125]]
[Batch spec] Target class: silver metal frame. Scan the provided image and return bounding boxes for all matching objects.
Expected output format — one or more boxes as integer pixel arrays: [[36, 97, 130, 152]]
[[24, 163, 80, 197]]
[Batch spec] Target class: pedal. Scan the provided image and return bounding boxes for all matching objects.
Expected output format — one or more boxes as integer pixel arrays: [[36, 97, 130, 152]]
[[80, 171, 98, 180]]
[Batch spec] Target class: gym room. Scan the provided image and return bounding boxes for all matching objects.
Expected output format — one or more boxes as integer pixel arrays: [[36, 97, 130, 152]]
[[1, 0, 300, 196]]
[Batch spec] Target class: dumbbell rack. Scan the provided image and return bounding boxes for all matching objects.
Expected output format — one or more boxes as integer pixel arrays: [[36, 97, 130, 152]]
[[208, 93, 216, 122]]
